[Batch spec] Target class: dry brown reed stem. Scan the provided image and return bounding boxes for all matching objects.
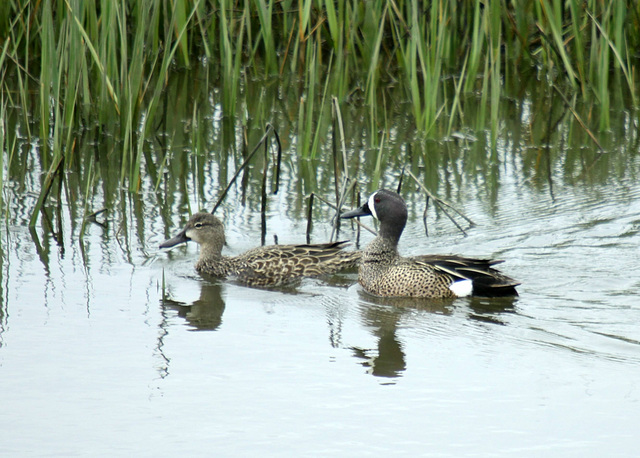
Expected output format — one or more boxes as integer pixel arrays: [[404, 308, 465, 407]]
[[552, 85, 604, 153], [330, 178, 357, 242], [308, 192, 377, 237], [330, 96, 353, 242], [396, 167, 405, 194], [271, 127, 282, 194], [210, 123, 278, 215], [260, 129, 269, 246], [85, 208, 107, 227], [423, 201, 430, 237], [406, 170, 474, 236], [28, 154, 64, 228], [306, 193, 314, 244]]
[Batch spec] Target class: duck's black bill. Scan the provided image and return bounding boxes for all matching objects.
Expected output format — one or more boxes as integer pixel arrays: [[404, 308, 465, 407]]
[[159, 229, 190, 249], [340, 203, 371, 219]]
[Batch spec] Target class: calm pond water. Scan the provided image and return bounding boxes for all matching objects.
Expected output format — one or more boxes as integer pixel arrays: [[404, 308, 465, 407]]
[[2, 74, 640, 456]]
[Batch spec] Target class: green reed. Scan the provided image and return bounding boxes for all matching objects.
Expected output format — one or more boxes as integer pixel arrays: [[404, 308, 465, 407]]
[[6, 1, 639, 139], [0, 96, 5, 208], [1, 0, 640, 222], [489, 0, 502, 149]]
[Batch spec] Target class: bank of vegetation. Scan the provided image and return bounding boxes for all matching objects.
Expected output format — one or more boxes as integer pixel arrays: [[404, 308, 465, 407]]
[[0, 1, 638, 218]]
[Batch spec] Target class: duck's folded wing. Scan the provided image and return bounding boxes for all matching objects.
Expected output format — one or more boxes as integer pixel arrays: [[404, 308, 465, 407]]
[[413, 255, 519, 297]]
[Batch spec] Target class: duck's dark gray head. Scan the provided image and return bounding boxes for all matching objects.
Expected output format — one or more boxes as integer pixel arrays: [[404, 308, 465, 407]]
[[341, 189, 408, 241], [160, 212, 226, 256]]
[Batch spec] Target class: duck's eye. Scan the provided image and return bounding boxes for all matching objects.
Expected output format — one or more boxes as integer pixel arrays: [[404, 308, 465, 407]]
[[374, 197, 381, 203], [194, 222, 203, 228]]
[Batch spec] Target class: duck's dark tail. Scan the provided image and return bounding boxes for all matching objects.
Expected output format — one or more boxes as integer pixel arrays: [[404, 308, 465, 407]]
[[469, 276, 520, 297]]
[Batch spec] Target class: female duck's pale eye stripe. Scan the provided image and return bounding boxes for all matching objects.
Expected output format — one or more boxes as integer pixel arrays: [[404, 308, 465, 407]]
[[449, 279, 473, 297], [368, 192, 378, 220]]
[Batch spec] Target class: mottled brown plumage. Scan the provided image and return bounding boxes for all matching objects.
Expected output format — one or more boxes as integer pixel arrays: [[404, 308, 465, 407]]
[[341, 190, 519, 298], [160, 212, 360, 287]]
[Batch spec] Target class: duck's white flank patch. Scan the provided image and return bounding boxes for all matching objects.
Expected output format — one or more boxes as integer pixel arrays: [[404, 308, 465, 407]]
[[368, 193, 378, 220], [449, 279, 473, 297]]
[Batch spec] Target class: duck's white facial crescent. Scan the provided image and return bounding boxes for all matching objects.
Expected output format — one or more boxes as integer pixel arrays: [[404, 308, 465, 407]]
[[368, 192, 379, 220]]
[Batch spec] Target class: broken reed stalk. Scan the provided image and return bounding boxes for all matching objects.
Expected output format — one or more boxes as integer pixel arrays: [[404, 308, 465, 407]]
[[29, 154, 65, 229], [306, 192, 314, 244], [260, 125, 269, 246], [210, 123, 279, 215], [332, 114, 340, 208], [310, 192, 377, 237], [406, 170, 474, 236], [330, 178, 347, 242], [552, 84, 604, 152], [354, 190, 361, 247], [270, 126, 282, 194], [329, 98, 354, 242], [86, 208, 107, 224], [396, 166, 405, 194], [423, 196, 430, 237], [330, 177, 357, 242]]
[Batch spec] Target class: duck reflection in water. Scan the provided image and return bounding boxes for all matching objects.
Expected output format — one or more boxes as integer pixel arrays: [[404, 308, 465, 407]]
[[351, 327, 406, 379], [351, 294, 518, 380], [162, 281, 226, 331], [351, 295, 452, 380]]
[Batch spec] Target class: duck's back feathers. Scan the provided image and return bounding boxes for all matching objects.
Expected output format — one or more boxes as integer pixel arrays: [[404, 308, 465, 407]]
[[217, 241, 360, 287]]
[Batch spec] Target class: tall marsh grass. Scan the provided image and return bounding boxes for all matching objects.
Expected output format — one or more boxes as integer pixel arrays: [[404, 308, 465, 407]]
[[1, 0, 639, 221]]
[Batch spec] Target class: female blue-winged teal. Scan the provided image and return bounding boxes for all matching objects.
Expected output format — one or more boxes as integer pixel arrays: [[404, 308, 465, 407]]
[[341, 189, 519, 298], [160, 212, 360, 287]]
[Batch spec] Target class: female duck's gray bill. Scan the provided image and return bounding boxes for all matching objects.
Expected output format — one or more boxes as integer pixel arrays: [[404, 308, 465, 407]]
[[340, 203, 372, 219], [159, 229, 190, 249]]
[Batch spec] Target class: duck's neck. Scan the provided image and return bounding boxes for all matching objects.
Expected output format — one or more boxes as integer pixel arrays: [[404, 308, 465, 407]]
[[195, 245, 233, 277], [198, 242, 224, 264], [362, 218, 405, 262], [363, 235, 399, 263], [378, 214, 405, 244], [378, 222, 404, 244]]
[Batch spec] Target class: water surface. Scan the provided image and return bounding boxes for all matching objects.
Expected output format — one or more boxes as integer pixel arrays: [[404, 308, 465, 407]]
[[1, 73, 639, 456]]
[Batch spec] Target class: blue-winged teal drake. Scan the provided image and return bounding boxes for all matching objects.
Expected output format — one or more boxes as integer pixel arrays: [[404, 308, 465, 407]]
[[160, 212, 360, 287], [341, 189, 519, 298]]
